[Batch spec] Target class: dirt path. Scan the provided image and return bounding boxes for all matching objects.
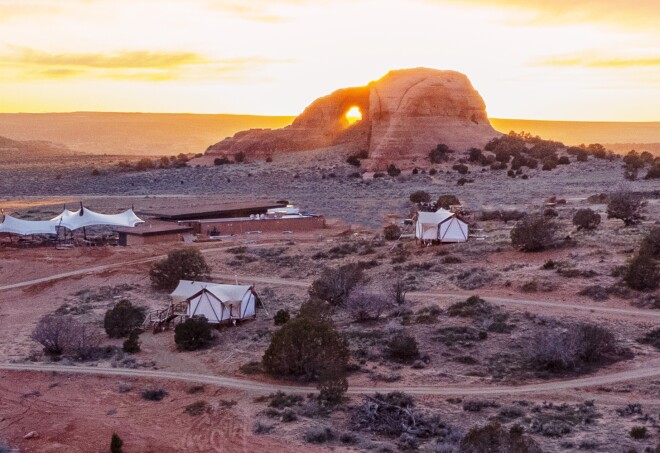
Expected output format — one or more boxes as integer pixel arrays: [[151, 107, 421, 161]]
[[212, 273, 660, 319], [2, 361, 660, 397]]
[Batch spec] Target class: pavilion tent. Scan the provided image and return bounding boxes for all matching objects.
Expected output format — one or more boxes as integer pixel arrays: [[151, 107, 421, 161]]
[[0, 214, 58, 236], [415, 208, 468, 243], [52, 207, 143, 230], [171, 280, 256, 324]]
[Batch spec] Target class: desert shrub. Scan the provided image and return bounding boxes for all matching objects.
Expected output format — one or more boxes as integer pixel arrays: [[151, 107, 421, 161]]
[[135, 158, 155, 171], [174, 316, 213, 351], [558, 156, 570, 165], [214, 157, 230, 165], [640, 227, 660, 259], [185, 401, 209, 416], [437, 194, 460, 209], [447, 295, 493, 317], [262, 309, 349, 380], [267, 391, 303, 409], [387, 164, 401, 176], [318, 363, 348, 405], [607, 191, 643, 226], [460, 421, 542, 453], [578, 285, 609, 301], [346, 155, 361, 167], [388, 277, 407, 306], [233, 151, 246, 162], [573, 208, 601, 230], [239, 360, 263, 375], [511, 215, 557, 252], [646, 163, 660, 179], [383, 224, 401, 241], [345, 286, 389, 322], [429, 168, 437, 175], [150, 248, 211, 291], [453, 267, 498, 290], [630, 426, 647, 439], [31, 314, 76, 356], [501, 210, 526, 223], [304, 427, 335, 444], [110, 433, 123, 453], [544, 208, 558, 217], [141, 388, 168, 401], [273, 309, 290, 326], [468, 147, 483, 162], [527, 323, 619, 372], [429, 144, 453, 163], [31, 314, 101, 359], [352, 392, 456, 440], [385, 334, 419, 363], [122, 329, 141, 353], [452, 163, 469, 174], [253, 421, 273, 435], [308, 263, 364, 306], [638, 328, 660, 350], [104, 300, 145, 338], [463, 399, 500, 412], [624, 253, 659, 291], [409, 190, 431, 203]]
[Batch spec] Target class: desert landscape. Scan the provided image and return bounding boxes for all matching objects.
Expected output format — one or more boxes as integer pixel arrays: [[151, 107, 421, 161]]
[[1, 1, 660, 452]]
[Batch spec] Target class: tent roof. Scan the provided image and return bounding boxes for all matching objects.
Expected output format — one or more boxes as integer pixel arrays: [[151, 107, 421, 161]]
[[0, 214, 57, 235], [52, 207, 143, 230], [171, 280, 252, 303], [417, 208, 454, 225]]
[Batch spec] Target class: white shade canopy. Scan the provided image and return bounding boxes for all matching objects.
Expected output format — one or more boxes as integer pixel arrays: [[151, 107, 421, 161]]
[[0, 214, 58, 235], [52, 207, 143, 230]]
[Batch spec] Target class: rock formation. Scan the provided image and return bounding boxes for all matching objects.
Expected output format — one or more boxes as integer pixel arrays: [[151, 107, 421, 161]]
[[206, 68, 500, 169]]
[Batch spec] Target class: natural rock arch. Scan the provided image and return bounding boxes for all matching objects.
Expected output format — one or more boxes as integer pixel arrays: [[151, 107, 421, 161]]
[[206, 68, 500, 169]]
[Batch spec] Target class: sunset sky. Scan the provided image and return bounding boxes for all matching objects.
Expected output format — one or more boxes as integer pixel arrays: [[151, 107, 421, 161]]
[[0, 0, 658, 121]]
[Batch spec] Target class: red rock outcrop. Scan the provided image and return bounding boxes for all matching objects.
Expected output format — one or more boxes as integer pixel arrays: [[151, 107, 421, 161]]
[[206, 68, 500, 169]]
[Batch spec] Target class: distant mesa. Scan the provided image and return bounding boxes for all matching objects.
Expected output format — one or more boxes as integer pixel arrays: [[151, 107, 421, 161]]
[[206, 68, 501, 170]]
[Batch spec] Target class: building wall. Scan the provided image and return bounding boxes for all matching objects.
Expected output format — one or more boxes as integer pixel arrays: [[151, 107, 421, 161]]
[[191, 216, 325, 236], [122, 232, 186, 246]]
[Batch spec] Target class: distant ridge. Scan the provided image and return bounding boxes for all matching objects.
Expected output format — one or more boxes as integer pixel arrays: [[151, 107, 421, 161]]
[[0, 112, 657, 157], [0, 135, 75, 158]]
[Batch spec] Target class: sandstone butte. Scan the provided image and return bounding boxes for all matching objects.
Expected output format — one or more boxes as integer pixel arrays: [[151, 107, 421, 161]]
[[206, 68, 501, 170]]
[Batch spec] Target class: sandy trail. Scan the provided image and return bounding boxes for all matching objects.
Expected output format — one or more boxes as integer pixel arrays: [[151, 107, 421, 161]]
[[2, 361, 660, 397]]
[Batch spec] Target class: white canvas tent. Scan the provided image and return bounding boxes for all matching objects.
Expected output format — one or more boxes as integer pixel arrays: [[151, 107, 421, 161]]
[[171, 280, 256, 324], [0, 214, 58, 236], [415, 208, 468, 243], [52, 207, 143, 230]]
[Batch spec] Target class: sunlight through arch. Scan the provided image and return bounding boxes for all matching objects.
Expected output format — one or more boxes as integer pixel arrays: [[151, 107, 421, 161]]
[[344, 106, 363, 125]]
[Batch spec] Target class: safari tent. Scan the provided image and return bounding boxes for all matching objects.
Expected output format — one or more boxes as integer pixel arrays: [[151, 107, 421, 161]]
[[415, 208, 468, 243], [170, 280, 256, 324]]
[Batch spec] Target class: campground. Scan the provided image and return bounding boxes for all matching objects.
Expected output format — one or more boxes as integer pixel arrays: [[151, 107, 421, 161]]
[[1, 194, 659, 452]]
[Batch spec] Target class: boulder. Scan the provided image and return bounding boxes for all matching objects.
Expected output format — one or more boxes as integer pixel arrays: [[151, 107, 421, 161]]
[[206, 68, 500, 170]]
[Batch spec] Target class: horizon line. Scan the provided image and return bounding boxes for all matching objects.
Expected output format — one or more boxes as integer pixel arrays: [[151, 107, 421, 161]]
[[0, 111, 659, 124]]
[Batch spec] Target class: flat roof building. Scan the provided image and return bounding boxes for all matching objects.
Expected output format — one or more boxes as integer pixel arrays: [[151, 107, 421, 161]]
[[138, 202, 287, 221]]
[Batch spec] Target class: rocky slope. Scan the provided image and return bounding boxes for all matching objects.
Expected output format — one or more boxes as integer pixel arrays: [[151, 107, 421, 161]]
[[206, 68, 500, 170]]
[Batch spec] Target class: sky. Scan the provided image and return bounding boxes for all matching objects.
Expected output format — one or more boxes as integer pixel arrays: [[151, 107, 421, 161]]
[[0, 0, 658, 121]]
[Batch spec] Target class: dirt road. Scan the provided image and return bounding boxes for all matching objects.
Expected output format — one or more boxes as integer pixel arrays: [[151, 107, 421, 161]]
[[2, 361, 660, 397], [212, 273, 660, 319]]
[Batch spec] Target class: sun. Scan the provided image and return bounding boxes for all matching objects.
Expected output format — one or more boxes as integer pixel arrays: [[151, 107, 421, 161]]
[[344, 106, 363, 125]]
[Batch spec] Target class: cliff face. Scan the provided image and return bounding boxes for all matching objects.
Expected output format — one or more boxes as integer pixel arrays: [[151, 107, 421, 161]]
[[206, 68, 500, 169]]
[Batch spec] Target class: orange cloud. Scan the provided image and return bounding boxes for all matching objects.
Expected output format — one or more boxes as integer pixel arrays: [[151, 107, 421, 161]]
[[538, 53, 660, 68], [1, 48, 290, 81], [426, 0, 659, 31]]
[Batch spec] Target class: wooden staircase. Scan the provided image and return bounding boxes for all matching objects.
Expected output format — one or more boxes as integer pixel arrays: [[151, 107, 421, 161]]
[[143, 303, 187, 333]]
